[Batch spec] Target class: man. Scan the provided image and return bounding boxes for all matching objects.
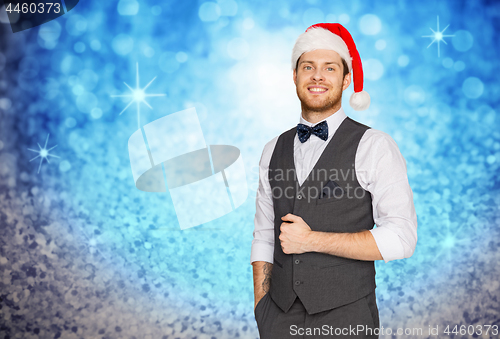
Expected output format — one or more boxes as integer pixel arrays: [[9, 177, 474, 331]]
[[251, 23, 418, 339]]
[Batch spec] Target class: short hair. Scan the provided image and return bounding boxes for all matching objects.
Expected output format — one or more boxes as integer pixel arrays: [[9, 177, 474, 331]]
[[295, 56, 350, 79]]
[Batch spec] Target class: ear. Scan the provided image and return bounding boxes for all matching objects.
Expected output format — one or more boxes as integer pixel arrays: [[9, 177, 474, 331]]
[[293, 68, 297, 86], [342, 72, 351, 91]]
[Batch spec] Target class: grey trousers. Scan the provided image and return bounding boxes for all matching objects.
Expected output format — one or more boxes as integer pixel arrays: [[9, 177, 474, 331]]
[[254, 290, 379, 339]]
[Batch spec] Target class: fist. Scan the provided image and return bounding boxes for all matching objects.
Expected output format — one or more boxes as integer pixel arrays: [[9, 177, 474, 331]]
[[279, 213, 312, 254]]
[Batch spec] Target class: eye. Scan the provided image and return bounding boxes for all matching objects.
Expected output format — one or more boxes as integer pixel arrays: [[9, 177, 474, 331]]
[[304, 65, 312, 70], [327, 67, 334, 71]]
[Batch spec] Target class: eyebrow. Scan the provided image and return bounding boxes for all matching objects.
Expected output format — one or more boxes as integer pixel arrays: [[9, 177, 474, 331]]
[[299, 60, 341, 67]]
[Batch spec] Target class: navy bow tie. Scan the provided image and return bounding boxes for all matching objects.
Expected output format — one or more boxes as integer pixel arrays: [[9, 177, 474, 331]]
[[297, 120, 328, 143]]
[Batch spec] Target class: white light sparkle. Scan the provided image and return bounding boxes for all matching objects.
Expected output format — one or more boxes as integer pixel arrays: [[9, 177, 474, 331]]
[[27, 133, 60, 174], [422, 16, 455, 57], [111, 62, 166, 129]]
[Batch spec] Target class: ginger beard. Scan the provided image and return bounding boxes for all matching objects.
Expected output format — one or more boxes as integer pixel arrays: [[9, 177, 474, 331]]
[[295, 70, 343, 113]]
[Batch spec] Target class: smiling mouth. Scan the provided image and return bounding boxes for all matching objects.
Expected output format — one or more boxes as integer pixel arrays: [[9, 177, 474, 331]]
[[308, 87, 328, 94]]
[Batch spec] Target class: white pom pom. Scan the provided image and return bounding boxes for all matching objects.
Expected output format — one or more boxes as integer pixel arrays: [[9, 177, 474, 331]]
[[349, 90, 371, 111]]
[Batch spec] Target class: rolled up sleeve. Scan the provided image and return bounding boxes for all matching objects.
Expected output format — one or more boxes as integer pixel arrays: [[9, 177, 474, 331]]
[[250, 137, 278, 264], [358, 130, 418, 263]]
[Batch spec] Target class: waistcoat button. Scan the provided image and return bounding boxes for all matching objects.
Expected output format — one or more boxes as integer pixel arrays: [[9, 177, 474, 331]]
[[297, 194, 302, 199], [294, 259, 300, 264], [295, 280, 301, 285]]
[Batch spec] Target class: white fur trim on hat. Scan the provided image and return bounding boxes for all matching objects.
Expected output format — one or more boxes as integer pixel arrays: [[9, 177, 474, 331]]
[[349, 90, 370, 111], [291, 27, 353, 72]]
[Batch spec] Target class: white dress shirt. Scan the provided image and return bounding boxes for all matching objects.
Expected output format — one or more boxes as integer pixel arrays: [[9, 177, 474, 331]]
[[251, 107, 418, 264]]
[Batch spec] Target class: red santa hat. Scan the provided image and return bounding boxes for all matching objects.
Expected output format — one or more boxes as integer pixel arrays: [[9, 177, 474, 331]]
[[291, 23, 370, 111]]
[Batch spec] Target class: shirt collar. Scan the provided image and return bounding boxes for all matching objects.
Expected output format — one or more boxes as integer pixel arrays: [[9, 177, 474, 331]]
[[299, 106, 347, 139]]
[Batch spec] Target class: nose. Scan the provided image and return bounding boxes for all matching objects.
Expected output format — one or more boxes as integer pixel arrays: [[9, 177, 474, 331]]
[[311, 68, 324, 82]]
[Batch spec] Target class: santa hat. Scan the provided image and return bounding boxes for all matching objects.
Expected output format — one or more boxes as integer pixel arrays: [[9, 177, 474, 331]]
[[291, 23, 370, 111]]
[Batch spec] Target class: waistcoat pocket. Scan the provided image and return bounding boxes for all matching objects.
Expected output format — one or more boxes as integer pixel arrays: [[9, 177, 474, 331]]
[[316, 194, 345, 205]]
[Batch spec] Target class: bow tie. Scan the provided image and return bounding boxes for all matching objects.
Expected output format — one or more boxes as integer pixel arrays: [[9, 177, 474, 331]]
[[297, 120, 328, 143]]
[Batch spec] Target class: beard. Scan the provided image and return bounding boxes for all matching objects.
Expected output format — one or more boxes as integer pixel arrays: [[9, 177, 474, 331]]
[[297, 83, 343, 113]]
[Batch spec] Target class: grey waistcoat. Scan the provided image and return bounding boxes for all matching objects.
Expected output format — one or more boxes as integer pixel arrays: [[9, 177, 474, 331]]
[[268, 116, 376, 315]]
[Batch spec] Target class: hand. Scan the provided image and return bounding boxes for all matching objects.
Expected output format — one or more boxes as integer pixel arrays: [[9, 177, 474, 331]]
[[279, 213, 313, 254]]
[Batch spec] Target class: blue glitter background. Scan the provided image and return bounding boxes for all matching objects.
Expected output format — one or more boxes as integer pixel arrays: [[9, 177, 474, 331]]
[[0, 0, 499, 338]]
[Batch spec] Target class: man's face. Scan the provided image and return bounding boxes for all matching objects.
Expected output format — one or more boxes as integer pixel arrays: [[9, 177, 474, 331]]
[[293, 49, 351, 113]]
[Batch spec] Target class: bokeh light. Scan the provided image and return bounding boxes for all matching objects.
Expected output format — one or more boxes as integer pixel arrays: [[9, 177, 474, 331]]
[[452, 30, 474, 52], [359, 14, 382, 35], [462, 77, 484, 99]]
